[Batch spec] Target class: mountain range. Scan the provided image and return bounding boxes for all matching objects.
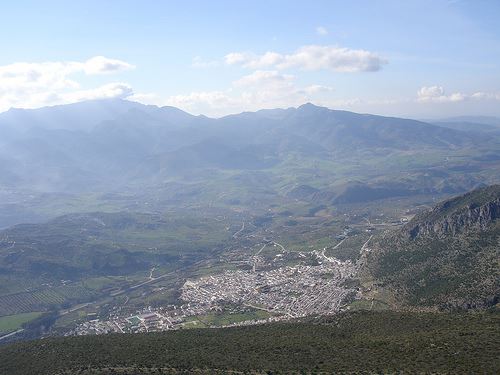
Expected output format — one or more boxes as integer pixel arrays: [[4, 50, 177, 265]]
[[0, 100, 493, 191], [0, 100, 499, 373], [1, 99, 499, 228]]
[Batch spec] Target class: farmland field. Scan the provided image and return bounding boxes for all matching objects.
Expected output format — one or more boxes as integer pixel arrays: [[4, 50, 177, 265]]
[[0, 312, 42, 335]]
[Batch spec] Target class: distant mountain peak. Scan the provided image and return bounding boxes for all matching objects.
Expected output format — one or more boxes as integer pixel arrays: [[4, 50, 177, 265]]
[[297, 102, 327, 111]]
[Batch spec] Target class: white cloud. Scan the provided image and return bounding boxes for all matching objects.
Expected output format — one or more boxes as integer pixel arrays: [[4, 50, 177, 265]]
[[191, 56, 219, 69], [470, 92, 500, 100], [83, 56, 135, 74], [281, 45, 386, 72], [233, 70, 294, 88], [0, 62, 80, 93], [61, 82, 133, 102], [417, 86, 499, 103], [158, 70, 336, 117], [416, 85, 462, 102], [0, 57, 134, 111], [324, 97, 363, 108], [300, 84, 334, 95], [316, 26, 328, 36], [249, 52, 283, 69], [417, 85, 445, 100], [163, 91, 239, 116], [224, 52, 249, 66], [225, 45, 387, 72], [166, 91, 234, 107], [127, 92, 163, 106]]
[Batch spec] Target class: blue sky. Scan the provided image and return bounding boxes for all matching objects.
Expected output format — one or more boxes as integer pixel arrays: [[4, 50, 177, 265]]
[[1, 0, 499, 117]]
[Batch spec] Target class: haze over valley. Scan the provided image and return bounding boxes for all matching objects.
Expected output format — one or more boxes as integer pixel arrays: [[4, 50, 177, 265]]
[[0, 1, 499, 374], [0, 99, 498, 338]]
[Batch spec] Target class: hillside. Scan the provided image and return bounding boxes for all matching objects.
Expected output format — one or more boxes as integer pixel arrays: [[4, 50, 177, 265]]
[[0, 211, 233, 317], [0, 101, 493, 191], [1, 100, 499, 228], [0, 211, 231, 280], [363, 185, 500, 309], [0, 310, 498, 374]]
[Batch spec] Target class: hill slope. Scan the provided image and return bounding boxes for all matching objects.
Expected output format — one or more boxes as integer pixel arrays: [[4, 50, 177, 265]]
[[0, 100, 499, 230], [0, 311, 498, 374], [363, 185, 500, 309], [0, 211, 230, 281]]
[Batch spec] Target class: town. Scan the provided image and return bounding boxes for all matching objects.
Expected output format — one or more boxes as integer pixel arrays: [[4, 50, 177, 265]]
[[70, 247, 359, 335]]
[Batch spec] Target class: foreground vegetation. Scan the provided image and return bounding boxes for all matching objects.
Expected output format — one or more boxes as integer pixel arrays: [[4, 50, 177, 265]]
[[0, 310, 498, 374]]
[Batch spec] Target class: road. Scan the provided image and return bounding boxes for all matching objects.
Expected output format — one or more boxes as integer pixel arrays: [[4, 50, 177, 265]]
[[361, 235, 373, 253], [255, 243, 267, 256], [149, 266, 156, 280], [332, 237, 347, 250], [243, 303, 274, 313], [60, 302, 93, 316], [319, 237, 347, 262], [0, 329, 24, 341], [252, 244, 267, 272], [232, 221, 245, 238], [272, 241, 286, 252], [110, 270, 177, 296]]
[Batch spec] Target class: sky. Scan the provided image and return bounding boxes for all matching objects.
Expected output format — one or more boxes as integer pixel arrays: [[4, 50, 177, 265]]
[[1, 0, 500, 118]]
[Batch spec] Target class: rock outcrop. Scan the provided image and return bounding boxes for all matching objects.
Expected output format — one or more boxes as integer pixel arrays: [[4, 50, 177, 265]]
[[402, 185, 500, 238], [405, 197, 500, 238], [364, 185, 500, 310]]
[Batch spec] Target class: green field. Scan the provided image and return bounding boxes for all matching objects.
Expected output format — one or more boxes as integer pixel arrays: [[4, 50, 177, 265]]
[[0, 312, 42, 335], [186, 309, 271, 328]]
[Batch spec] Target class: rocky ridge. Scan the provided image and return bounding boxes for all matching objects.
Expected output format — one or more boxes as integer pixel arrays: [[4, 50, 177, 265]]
[[403, 185, 500, 238]]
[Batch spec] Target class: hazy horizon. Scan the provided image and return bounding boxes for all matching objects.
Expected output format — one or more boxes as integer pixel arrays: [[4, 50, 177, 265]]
[[2, 98, 500, 124]]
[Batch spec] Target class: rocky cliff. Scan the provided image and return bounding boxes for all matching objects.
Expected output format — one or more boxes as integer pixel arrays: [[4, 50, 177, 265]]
[[404, 191, 500, 238], [364, 185, 500, 310]]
